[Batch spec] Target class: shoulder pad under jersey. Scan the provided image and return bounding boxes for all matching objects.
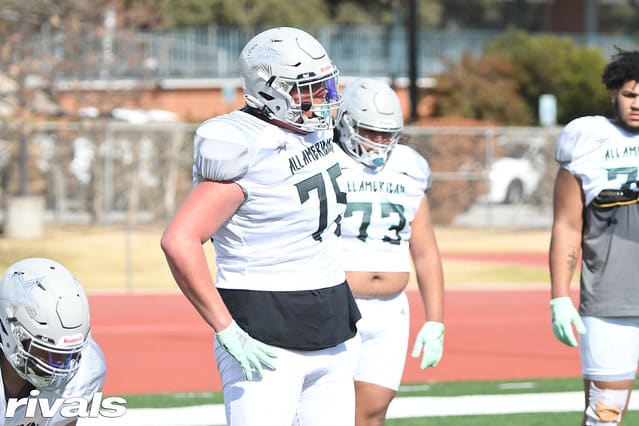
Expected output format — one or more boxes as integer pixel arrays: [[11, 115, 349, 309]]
[[391, 144, 432, 192], [193, 115, 260, 183], [555, 116, 606, 165]]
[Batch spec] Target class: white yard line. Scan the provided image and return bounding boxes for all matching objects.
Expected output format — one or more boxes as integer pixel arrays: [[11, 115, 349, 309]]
[[77, 391, 639, 425]]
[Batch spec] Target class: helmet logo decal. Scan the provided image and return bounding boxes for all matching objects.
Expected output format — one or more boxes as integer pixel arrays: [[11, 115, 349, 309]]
[[320, 64, 333, 73], [60, 333, 84, 346], [11, 272, 44, 316]]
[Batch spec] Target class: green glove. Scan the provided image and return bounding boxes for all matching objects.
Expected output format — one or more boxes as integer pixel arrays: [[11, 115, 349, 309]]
[[216, 320, 277, 380], [550, 296, 586, 347], [411, 321, 444, 370]]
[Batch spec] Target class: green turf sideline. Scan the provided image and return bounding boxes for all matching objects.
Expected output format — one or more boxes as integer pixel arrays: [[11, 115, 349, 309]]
[[76, 391, 638, 425], [114, 378, 591, 409]]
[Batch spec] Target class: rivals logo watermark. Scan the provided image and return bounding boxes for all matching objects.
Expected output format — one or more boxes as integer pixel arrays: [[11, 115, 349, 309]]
[[5, 390, 127, 418]]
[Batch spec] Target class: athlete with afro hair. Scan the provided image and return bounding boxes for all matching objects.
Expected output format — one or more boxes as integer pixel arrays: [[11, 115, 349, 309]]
[[550, 47, 639, 425]]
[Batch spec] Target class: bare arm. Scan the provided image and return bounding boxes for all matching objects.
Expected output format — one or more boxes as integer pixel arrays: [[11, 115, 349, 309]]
[[160, 180, 245, 332], [549, 168, 584, 298], [409, 195, 444, 323]]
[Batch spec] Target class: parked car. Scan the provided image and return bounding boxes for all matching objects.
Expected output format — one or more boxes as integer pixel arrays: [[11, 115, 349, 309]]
[[486, 155, 543, 204]]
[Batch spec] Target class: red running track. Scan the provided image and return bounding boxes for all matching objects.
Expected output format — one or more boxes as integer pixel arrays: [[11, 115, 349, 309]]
[[90, 288, 581, 396], [443, 253, 548, 267]]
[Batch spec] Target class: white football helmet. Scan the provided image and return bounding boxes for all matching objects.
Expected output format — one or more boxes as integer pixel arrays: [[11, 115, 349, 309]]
[[0, 258, 90, 390], [337, 78, 403, 168], [239, 26, 342, 133]]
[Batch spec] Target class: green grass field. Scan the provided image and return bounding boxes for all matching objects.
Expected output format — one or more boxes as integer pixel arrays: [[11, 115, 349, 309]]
[[115, 378, 639, 425], [120, 378, 586, 408], [387, 413, 579, 425]]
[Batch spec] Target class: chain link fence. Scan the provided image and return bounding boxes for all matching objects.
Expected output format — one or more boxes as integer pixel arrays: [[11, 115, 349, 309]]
[[0, 121, 561, 230], [1, 121, 194, 227], [404, 125, 560, 228]]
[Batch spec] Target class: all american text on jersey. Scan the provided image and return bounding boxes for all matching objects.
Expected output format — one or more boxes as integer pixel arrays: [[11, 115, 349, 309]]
[[288, 138, 334, 175], [345, 180, 406, 194], [605, 145, 639, 160]]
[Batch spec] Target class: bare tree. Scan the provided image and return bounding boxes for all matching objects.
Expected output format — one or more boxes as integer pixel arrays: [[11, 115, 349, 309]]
[[0, 1, 165, 226]]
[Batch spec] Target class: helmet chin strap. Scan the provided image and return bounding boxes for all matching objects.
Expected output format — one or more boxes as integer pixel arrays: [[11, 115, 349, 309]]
[[363, 150, 387, 168], [357, 143, 386, 168], [370, 156, 386, 167], [242, 105, 311, 135], [271, 117, 311, 135]]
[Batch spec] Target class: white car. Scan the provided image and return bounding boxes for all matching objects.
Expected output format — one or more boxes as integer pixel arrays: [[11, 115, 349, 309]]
[[486, 155, 543, 204]]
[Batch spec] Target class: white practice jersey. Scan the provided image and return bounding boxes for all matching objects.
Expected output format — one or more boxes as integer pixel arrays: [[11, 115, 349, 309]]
[[337, 144, 431, 272], [0, 337, 106, 426], [556, 115, 639, 317], [193, 110, 347, 292], [555, 115, 639, 206]]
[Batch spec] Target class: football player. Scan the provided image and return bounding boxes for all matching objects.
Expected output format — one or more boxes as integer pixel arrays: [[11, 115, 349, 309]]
[[161, 27, 361, 426], [0, 257, 106, 426], [550, 48, 639, 426], [335, 78, 445, 426]]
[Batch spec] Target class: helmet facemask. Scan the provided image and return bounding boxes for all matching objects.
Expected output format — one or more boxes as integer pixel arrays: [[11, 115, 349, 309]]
[[341, 114, 401, 169], [11, 331, 85, 391], [280, 69, 342, 133]]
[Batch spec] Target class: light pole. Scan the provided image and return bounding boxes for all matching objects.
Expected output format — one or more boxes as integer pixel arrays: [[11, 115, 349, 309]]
[[585, 0, 597, 46], [408, 0, 418, 122], [17, 2, 28, 196]]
